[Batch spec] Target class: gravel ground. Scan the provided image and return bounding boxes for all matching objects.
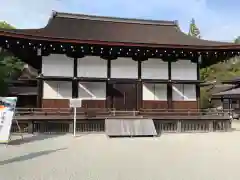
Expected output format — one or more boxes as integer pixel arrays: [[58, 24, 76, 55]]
[[1, 121, 240, 180]]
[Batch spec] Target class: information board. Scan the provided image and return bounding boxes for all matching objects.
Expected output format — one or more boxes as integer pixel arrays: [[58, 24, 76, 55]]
[[0, 97, 17, 143], [69, 99, 82, 108]]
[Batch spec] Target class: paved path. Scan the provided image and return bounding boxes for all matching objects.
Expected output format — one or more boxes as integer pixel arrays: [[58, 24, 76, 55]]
[[1, 121, 240, 180]]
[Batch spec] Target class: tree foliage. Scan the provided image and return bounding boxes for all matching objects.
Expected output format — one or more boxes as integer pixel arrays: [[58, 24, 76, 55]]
[[200, 88, 213, 109], [234, 36, 240, 44], [0, 22, 24, 95], [0, 21, 15, 29], [188, 18, 201, 38], [200, 56, 240, 82]]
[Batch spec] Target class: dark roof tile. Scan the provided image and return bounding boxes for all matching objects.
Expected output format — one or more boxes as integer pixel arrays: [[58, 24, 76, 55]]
[[0, 11, 239, 49]]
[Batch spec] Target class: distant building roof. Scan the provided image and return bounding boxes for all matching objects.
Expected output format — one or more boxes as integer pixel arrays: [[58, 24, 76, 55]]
[[8, 86, 37, 96], [19, 64, 38, 79], [212, 87, 240, 98], [210, 84, 236, 94], [222, 77, 240, 84], [200, 80, 217, 87]]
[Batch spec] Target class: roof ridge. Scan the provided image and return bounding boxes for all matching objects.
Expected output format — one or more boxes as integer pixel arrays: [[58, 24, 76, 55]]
[[52, 11, 177, 26]]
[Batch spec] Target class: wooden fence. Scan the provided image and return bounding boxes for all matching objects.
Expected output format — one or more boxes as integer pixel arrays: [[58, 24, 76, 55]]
[[11, 120, 231, 135], [13, 107, 231, 118]]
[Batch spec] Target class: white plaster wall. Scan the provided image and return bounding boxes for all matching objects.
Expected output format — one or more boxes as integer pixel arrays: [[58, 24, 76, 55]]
[[142, 59, 168, 79], [142, 83, 167, 100], [111, 58, 138, 79], [77, 56, 107, 78], [172, 84, 196, 101], [42, 54, 74, 77], [78, 82, 106, 100], [43, 81, 72, 99], [43, 81, 57, 99], [171, 60, 197, 80]]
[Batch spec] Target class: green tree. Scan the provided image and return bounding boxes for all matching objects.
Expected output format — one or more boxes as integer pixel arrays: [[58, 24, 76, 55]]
[[234, 36, 240, 44], [0, 21, 24, 95], [188, 18, 201, 38], [200, 88, 213, 109], [0, 21, 15, 29]]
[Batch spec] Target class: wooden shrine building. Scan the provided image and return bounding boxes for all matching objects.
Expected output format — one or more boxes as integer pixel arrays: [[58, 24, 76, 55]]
[[0, 11, 240, 113], [212, 78, 240, 112]]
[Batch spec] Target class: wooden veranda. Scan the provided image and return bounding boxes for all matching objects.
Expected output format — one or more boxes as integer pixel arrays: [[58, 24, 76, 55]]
[[12, 108, 231, 135]]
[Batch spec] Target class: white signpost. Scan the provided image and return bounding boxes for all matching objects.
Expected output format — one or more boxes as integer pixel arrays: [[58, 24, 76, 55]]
[[0, 97, 18, 143], [69, 99, 82, 136]]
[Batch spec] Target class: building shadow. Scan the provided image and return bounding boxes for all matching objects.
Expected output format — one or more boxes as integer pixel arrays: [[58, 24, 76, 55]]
[[8, 134, 63, 145], [0, 148, 67, 166]]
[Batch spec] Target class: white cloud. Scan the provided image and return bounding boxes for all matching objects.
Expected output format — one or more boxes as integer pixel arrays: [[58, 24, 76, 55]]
[[0, 0, 239, 42]]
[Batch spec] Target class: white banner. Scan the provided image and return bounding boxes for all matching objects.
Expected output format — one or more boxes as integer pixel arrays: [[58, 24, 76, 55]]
[[0, 97, 17, 143]]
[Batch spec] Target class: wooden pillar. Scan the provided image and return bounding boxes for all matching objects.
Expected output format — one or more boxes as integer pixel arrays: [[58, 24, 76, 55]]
[[72, 57, 78, 98], [221, 98, 224, 110], [37, 55, 43, 108], [167, 58, 173, 110], [196, 55, 201, 109], [138, 60, 142, 79], [107, 59, 111, 78], [137, 60, 142, 110], [229, 99, 232, 110], [106, 58, 112, 108]]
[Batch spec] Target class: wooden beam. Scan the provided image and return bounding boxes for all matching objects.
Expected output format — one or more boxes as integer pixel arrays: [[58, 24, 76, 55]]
[[171, 80, 203, 84], [141, 79, 169, 83], [39, 76, 73, 81]]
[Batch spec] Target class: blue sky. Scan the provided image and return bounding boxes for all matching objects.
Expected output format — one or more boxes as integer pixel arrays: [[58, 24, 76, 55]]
[[1, 0, 239, 42]]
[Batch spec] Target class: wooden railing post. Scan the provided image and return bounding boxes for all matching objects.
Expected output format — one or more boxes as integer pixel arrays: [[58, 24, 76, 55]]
[[69, 122, 74, 133], [177, 120, 182, 133], [224, 120, 231, 131], [209, 120, 214, 132], [28, 121, 33, 134]]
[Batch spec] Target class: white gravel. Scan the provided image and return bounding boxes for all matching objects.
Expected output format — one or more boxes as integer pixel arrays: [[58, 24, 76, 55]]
[[1, 121, 240, 180]]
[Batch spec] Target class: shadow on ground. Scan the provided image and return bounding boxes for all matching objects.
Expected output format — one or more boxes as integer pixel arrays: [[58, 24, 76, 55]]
[[0, 148, 67, 166], [8, 134, 64, 145]]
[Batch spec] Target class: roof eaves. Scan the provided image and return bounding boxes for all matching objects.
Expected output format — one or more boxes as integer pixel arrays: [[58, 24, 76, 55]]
[[174, 27, 237, 47], [0, 29, 240, 50]]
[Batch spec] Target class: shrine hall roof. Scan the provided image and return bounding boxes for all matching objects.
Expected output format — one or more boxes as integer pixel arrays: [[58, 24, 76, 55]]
[[0, 11, 239, 50], [212, 87, 240, 97]]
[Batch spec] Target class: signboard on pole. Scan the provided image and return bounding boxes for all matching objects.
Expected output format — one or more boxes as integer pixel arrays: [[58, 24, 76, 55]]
[[0, 97, 17, 143], [69, 99, 82, 137], [69, 98, 82, 108]]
